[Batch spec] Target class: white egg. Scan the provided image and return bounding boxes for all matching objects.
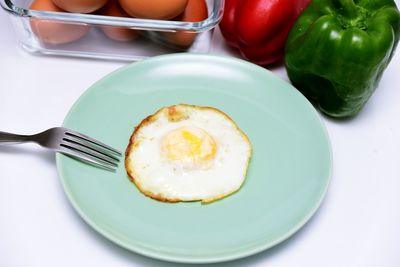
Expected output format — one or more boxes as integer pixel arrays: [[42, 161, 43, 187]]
[[125, 104, 252, 203]]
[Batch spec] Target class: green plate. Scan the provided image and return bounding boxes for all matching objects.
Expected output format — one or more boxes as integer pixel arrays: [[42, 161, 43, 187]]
[[56, 54, 332, 264]]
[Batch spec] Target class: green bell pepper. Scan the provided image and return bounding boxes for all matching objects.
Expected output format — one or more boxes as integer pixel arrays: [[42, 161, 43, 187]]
[[285, 0, 400, 117]]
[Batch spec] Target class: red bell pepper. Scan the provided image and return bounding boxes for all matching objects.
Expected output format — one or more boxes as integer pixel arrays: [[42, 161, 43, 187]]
[[219, 0, 311, 66]]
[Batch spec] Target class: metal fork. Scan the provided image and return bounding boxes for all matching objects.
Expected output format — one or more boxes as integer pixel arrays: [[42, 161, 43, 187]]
[[0, 127, 122, 171]]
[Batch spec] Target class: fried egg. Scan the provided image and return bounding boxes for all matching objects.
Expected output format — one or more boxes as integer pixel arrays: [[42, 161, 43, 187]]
[[125, 104, 252, 203]]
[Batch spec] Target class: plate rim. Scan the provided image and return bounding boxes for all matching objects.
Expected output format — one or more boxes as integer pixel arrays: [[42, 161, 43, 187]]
[[56, 53, 333, 264]]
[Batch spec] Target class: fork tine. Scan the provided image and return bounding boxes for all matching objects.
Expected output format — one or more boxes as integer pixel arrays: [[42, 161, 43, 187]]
[[58, 145, 117, 172], [60, 140, 119, 167], [64, 130, 122, 156], [62, 136, 120, 163]]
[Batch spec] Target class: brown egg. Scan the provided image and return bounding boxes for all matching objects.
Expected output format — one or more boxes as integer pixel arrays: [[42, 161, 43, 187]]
[[119, 0, 188, 20], [51, 0, 108, 13], [163, 0, 208, 48], [30, 0, 90, 45], [98, 0, 138, 42]]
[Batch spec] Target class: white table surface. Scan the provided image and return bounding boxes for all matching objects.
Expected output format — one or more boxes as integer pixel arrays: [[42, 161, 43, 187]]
[[1, 5, 400, 267]]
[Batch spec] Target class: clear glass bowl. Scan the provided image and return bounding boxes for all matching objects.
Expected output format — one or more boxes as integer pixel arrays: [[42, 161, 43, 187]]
[[1, 0, 224, 61]]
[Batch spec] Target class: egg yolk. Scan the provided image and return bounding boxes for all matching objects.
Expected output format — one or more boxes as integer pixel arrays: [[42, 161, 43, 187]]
[[161, 126, 217, 165]]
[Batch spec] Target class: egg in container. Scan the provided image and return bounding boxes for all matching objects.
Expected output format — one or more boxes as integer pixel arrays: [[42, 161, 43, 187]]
[[52, 0, 108, 13], [162, 0, 209, 48], [98, 0, 138, 42], [29, 0, 90, 45], [119, 0, 189, 20]]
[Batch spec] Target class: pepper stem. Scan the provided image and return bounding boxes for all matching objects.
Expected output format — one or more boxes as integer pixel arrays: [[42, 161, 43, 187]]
[[339, 0, 358, 19]]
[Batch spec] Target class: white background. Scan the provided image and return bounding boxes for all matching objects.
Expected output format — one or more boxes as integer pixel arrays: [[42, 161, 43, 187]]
[[1, 3, 400, 267]]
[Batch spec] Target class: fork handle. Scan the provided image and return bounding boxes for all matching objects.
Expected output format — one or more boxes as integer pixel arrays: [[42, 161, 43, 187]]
[[0, 131, 32, 145]]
